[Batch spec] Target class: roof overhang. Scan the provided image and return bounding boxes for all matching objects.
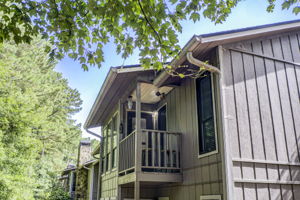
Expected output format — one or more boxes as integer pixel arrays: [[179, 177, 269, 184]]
[[84, 66, 155, 129], [154, 19, 300, 87]]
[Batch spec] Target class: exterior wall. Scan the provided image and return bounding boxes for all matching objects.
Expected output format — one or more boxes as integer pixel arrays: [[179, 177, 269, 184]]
[[157, 77, 223, 199], [100, 170, 118, 199], [220, 30, 300, 199], [99, 107, 119, 200]]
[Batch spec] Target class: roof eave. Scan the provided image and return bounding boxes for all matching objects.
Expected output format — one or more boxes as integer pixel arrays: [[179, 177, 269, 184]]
[[84, 68, 118, 129]]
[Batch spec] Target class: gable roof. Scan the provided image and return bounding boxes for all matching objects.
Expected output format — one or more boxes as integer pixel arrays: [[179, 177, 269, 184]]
[[154, 19, 300, 86]]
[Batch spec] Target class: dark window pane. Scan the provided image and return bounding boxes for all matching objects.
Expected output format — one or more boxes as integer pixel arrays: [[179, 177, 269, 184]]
[[127, 111, 153, 134], [158, 105, 167, 131], [196, 73, 216, 155], [111, 148, 116, 168]]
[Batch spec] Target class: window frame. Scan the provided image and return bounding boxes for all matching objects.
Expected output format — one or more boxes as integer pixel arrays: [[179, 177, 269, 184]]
[[195, 73, 218, 159], [101, 111, 118, 174]]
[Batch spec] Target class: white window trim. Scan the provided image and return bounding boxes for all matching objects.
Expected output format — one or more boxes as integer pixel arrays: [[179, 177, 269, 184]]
[[200, 195, 221, 200], [195, 74, 219, 159]]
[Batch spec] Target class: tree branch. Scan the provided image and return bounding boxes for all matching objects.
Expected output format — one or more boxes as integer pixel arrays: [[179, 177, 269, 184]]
[[137, 0, 163, 46]]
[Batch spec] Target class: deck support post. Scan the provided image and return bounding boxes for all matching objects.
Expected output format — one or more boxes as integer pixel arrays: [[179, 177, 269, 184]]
[[134, 81, 142, 200]]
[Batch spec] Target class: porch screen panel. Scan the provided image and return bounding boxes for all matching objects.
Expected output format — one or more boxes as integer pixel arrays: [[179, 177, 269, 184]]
[[112, 115, 117, 169], [196, 72, 216, 155]]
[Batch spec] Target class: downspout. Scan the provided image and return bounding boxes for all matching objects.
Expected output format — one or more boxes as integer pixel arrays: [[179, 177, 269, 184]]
[[86, 129, 102, 139], [85, 128, 103, 200], [186, 52, 221, 74]]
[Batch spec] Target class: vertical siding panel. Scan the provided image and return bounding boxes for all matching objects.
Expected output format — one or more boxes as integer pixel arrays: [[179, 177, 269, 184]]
[[179, 81, 189, 169], [294, 33, 300, 98], [257, 184, 270, 199], [261, 39, 287, 163], [182, 80, 192, 169], [231, 49, 254, 188], [261, 40, 286, 185], [283, 34, 300, 163], [243, 42, 269, 198], [251, 41, 276, 184], [244, 183, 256, 200], [223, 48, 243, 196], [280, 35, 300, 162], [222, 49, 240, 159], [243, 42, 265, 159], [293, 185, 300, 199], [271, 37, 294, 185], [287, 34, 300, 186], [234, 183, 244, 200], [281, 185, 293, 200], [186, 79, 197, 187], [231, 50, 252, 159], [269, 185, 281, 200]]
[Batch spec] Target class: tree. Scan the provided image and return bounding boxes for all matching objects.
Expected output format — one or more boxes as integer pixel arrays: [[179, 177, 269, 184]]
[[0, 38, 82, 199], [0, 0, 298, 70]]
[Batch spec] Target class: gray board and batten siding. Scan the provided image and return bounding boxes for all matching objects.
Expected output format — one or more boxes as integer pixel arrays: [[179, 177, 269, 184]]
[[155, 73, 224, 199], [220, 30, 300, 200]]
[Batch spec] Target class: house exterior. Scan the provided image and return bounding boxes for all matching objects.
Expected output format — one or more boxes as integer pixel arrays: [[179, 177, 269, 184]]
[[60, 164, 76, 199], [83, 19, 300, 200], [61, 140, 100, 200]]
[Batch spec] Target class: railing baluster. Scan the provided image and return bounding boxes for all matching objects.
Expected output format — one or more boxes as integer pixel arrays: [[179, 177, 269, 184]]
[[152, 131, 155, 167], [158, 132, 161, 167], [175, 134, 179, 168], [145, 130, 149, 167], [164, 133, 167, 168], [169, 134, 173, 168]]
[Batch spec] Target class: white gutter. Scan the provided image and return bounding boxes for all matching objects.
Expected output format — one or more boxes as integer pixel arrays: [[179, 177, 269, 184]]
[[186, 52, 221, 74], [153, 36, 202, 87]]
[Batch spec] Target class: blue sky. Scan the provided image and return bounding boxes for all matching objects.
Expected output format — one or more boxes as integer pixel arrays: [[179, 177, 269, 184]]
[[55, 0, 299, 139]]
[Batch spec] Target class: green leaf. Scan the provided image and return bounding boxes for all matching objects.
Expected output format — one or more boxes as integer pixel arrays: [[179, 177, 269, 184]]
[[293, 6, 300, 15]]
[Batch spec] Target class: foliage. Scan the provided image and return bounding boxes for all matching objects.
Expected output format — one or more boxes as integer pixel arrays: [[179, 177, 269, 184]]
[[0, 39, 82, 199], [47, 184, 70, 200], [0, 0, 298, 70]]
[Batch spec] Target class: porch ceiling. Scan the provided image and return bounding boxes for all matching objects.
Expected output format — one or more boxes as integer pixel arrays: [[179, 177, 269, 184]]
[[131, 83, 173, 104]]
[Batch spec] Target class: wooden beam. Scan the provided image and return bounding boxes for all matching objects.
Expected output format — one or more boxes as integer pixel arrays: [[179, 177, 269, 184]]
[[218, 45, 234, 200], [227, 47, 300, 66], [234, 179, 300, 185], [134, 82, 141, 200], [232, 158, 300, 166]]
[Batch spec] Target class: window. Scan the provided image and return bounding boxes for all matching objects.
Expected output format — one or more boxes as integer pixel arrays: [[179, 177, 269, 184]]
[[196, 72, 217, 156], [101, 113, 118, 173], [111, 116, 117, 169], [106, 153, 110, 171], [127, 111, 153, 135], [157, 105, 167, 131]]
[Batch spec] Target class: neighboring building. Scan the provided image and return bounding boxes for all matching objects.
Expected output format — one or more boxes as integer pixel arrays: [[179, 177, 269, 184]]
[[60, 164, 76, 199], [82, 19, 300, 200], [61, 140, 99, 200]]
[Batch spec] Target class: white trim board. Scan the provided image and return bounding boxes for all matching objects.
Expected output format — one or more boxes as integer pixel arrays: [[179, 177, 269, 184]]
[[200, 195, 222, 200]]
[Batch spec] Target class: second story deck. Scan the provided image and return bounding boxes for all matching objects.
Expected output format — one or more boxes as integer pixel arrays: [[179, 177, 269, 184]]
[[118, 129, 182, 184]]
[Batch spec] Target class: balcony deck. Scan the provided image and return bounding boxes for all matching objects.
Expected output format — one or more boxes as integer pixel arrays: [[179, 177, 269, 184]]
[[118, 129, 182, 184]]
